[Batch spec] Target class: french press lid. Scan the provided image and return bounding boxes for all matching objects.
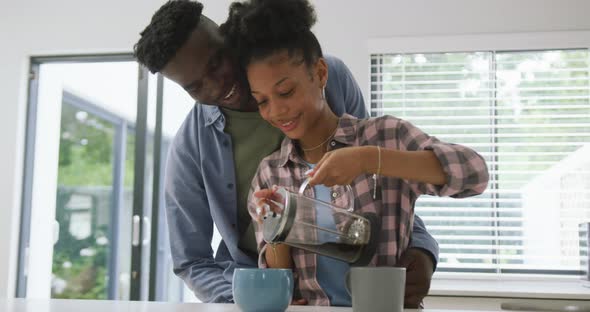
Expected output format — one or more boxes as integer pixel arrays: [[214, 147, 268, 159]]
[[262, 187, 297, 243]]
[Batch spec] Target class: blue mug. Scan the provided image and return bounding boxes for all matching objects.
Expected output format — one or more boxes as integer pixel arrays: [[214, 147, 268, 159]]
[[233, 268, 294, 312]]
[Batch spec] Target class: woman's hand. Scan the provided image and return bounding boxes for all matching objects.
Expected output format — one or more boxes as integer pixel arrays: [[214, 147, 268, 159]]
[[252, 186, 285, 223], [308, 146, 376, 187]]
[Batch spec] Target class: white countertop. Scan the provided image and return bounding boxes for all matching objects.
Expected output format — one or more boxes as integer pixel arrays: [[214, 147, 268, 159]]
[[5, 298, 590, 312], [0, 298, 498, 312]]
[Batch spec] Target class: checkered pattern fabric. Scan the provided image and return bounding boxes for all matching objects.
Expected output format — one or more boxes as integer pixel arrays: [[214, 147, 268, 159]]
[[247, 114, 489, 305]]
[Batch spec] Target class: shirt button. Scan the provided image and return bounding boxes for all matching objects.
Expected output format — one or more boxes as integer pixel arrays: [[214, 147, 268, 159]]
[[332, 192, 339, 198], [227, 183, 234, 189], [223, 140, 229, 147], [330, 141, 336, 147]]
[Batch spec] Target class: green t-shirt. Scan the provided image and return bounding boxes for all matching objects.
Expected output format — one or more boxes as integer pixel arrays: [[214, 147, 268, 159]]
[[221, 108, 284, 257]]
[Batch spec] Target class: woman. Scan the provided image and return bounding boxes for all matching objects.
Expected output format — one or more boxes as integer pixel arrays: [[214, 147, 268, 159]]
[[221, 0, 489, 306]]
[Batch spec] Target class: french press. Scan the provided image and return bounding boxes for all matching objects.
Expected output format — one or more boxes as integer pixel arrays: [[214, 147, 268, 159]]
[[261, 180, 380, 266]]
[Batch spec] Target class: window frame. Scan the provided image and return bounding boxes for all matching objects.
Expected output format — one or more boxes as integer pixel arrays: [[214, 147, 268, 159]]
[[367, 31, 590, 285]]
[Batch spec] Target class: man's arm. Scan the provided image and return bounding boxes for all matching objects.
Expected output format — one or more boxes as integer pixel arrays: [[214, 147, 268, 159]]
[[409, 215, 439, 268], [398, 215, 439, 308], [165, 138, 233, 303]]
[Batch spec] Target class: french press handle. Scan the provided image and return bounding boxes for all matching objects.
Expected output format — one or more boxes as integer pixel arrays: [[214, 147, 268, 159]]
[[298, 178, 355, 212]]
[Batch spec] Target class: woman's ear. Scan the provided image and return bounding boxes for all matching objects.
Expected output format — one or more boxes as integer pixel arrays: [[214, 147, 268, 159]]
[[316, 57, 328, 88]]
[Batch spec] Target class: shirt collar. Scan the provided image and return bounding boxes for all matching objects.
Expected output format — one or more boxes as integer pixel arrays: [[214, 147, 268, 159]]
[[201, 104, 223, 127], [276, 114, 360, 168], [332, 114, 359, 145]]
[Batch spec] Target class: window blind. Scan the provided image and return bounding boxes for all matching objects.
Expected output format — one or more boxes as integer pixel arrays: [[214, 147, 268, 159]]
[[370, 50, 590, 275]]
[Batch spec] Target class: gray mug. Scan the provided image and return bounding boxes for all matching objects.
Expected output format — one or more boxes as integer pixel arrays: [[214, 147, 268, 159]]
[[345, 267, 406, 312]]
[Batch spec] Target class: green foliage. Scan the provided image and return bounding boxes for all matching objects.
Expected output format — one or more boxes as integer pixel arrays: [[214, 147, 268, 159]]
[[57, 104, 135, 187], [52, 103, 136, 299], [58, 104, 114, 186], [52, 242, 108, 299], [52, 191, 109, 299]]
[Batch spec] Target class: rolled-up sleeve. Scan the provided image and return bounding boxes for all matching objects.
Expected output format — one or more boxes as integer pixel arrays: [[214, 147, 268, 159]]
[[395, 118, 489, 198]]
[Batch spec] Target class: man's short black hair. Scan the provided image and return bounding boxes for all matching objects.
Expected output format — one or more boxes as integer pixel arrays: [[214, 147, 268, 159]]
[[134, 0, 204, 73]]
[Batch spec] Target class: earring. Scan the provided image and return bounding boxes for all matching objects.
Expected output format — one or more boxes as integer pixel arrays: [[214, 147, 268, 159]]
[[321, 85, 326, 100]]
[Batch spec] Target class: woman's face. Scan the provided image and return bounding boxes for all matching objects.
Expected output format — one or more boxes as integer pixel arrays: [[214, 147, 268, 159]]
[[247, 51, 327, 140]]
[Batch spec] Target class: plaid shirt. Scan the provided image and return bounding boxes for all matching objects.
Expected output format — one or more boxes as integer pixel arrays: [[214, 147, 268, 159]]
[[247, 114, 489, 305]]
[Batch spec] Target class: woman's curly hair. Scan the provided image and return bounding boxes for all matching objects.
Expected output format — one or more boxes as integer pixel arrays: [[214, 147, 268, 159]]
[[220, 0, 323, 68]]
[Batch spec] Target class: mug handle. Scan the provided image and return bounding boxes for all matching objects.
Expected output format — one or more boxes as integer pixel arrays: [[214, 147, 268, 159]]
[[299, 178, 355, 212]]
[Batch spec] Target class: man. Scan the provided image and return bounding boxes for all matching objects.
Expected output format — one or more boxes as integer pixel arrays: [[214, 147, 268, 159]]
[[134, 0, 438, 307]]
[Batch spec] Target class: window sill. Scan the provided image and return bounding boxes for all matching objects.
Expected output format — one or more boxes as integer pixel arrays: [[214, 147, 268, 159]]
[[429, 275, 590, 300]]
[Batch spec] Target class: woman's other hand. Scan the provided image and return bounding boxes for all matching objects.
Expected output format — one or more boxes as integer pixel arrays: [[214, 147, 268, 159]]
[[308, 146, 376, 187], [253, 186, 285, 223]]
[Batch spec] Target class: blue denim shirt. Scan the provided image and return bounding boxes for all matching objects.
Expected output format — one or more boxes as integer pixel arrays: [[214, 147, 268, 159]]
[[164, 55, 439, 303]]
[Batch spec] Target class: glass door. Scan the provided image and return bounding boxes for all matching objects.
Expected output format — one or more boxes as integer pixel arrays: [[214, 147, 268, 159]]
[[17, 57, 149, 300], [17, 55, 221, 302]]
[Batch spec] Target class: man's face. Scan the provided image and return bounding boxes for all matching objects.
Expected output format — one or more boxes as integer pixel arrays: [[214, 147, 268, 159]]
[[161, 23, 251, 110]]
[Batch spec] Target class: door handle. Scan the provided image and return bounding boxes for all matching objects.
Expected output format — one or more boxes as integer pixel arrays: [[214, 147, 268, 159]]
[[132, 215, 140, 246], [132, 215, 151, 246]]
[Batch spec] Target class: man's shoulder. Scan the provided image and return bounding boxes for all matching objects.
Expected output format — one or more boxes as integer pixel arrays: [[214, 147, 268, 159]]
[[324, 54, 346, 72], [169, 104, 214, 154], [166, 104, 224, 174], [323, 54, 350, 114], [171, 105, 198, 146]]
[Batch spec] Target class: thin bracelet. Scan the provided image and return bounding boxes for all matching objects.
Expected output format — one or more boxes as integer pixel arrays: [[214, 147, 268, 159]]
[[373, 145, 381, 199]]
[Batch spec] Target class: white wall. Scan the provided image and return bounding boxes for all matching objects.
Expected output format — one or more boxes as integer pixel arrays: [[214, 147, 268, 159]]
[[1, 0, 589, 299], [312, 0, 590, 99], [0, 0, 174, 299]]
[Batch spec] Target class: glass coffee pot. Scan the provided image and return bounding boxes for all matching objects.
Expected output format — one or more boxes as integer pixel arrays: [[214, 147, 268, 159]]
[[261, 180, 380, 266]]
